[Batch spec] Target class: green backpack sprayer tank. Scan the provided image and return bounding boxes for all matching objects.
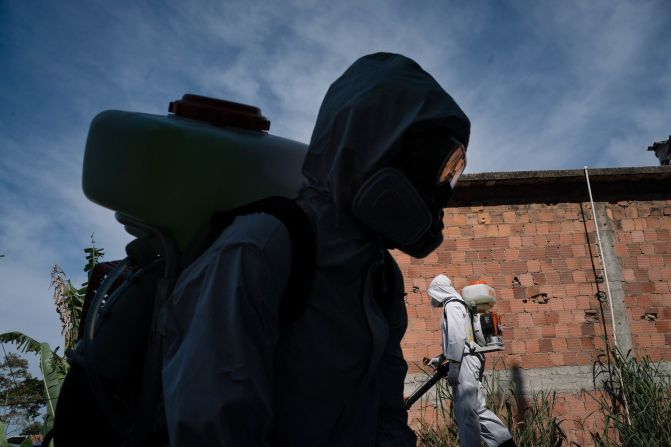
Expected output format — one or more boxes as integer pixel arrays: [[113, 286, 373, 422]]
[[82, 94, 308, 250]]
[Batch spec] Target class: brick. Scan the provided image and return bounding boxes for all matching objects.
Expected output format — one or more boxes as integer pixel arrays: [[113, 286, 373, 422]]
[[564, 257, 580, 270], [498, 224, 512, 236], [544, 246, 560, 259], [566, 337, 582, 351], [478, 213, 491, 224], [531, 272, 546, 285], [546, 311, 560, 325], [580, 323, 594, 336], [502, 211, 516, 223], [564, 283, 580, 297], [526, 259, 541, 272], [572, 270, 587, 283], [510, 340, 526, 354], [525, 339, 540, 353], [548, 298, 564, 311], [548, 352, 564, 366], [517, 313, 533, 327], [536, 222, 550, 234], [545, 271, 561, 284], [508, 236, 522, 248], [459, 264, 474, 276], [496, 300, 510, 314], [539, 339, 553, 352], [594, 337, 607, 350], [578, 283, 597, 296], [541, 211, 555, 222], [522, 222, 537, 233], [519, 273, 534, 287], [575, 295, 592, 310], [530, 310, 545, 324], [580, 337, 595, 350], [524, 353, 550, 368], [451, 213, 466, 226], [521, 235, 535, 247], [562, 297, 578, 310], [650, 332, 666, 346]]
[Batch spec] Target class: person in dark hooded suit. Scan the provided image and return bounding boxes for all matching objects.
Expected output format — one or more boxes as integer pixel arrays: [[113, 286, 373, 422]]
[[162, 52, 470, 446]]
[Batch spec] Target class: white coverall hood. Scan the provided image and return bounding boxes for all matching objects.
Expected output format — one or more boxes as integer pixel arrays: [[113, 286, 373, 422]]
[[428, 273, 462, 307], [300, 52, 470, 228]]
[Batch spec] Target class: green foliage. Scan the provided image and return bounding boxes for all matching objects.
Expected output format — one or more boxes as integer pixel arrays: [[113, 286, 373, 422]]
[[0, 353, 46, 437], [590, 348, 671, 446], [0, 336, 65, 437]]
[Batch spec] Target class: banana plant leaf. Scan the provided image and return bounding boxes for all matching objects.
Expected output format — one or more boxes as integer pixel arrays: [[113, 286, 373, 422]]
[[0, 421, 7, 447], [0, 332, 42, 355], [39, 343, 67, 433]]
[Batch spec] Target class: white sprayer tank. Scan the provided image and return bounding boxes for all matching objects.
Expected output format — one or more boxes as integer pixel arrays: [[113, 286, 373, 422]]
[[461, 282, 497, 312]]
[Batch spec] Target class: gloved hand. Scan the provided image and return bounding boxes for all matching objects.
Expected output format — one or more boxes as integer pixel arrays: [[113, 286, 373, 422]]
[[427, 355, 444, 368], [447, 360, 461, 386]]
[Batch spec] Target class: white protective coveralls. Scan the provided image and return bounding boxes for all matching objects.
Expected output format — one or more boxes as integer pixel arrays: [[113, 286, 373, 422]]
[[161, 53, 470, 446], [427, 275, 513, 447]]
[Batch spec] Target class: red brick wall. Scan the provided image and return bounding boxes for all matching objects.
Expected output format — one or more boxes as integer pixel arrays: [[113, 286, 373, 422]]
[[612, 201, 671, 360], [395, 198, 671, 444]]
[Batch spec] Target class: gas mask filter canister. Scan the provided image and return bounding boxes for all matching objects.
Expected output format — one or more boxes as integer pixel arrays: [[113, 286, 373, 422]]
[[352, 136, 466, 258], [352, 167, 433, 247]]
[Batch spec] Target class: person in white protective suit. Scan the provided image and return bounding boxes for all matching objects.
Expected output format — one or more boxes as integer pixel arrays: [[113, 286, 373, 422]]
[[161, 53, 471, 446], [427, 274, 516, 447]]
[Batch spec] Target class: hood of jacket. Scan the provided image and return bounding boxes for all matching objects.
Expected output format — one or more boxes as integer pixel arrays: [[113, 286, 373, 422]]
[[301, 52, 471, 226], [428, 274, 462, 307]]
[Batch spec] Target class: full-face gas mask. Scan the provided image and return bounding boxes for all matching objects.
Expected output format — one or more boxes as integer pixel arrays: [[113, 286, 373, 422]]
[[352, 130, 467, 258]]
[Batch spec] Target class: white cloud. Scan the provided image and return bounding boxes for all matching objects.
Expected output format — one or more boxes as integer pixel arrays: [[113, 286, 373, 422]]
[[2, 0, 671, 347]]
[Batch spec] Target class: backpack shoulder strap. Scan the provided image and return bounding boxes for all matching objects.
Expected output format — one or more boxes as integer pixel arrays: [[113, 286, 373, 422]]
[[445, 297, 470, 313], [189, 196, 316, 325]]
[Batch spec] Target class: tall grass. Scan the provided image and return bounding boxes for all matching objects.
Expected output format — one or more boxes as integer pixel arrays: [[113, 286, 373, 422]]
[[414, 366, 566, 447], [413, 377, 458, 447], [589, 348, 671, 446], [414, 349, 671, 446], [486, 374, 566, 447]]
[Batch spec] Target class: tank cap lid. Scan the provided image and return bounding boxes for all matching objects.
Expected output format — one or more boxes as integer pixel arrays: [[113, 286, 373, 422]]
[[168, 94, 270, 132], [468, 280, 488, 285]]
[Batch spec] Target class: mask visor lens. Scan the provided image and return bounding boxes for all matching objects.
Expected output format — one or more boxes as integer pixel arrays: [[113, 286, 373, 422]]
[[437, 143, 467, 189]]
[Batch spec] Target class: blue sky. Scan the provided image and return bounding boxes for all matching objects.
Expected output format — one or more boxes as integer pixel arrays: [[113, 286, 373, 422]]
[[1, 0, 670, 355]]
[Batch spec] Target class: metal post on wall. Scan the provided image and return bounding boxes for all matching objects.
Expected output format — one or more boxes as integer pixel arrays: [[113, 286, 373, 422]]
[[584, 167, 619, 347], [584, 166, 631, 425]]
